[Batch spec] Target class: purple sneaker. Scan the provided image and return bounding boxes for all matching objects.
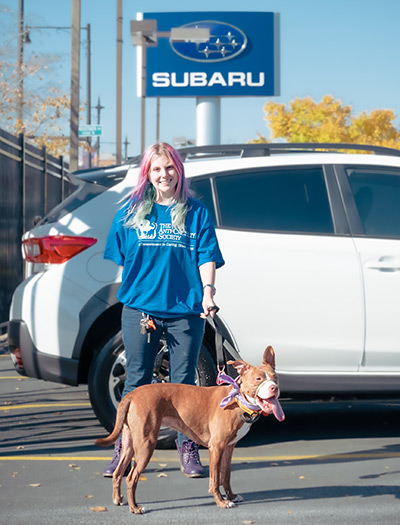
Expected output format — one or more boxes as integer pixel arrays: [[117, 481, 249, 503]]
[[103, 437, 131, 478], [176, 439, 205, 478]]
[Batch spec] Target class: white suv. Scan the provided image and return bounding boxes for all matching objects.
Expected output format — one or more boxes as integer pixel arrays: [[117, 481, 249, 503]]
[[8, 143, 400, 440]]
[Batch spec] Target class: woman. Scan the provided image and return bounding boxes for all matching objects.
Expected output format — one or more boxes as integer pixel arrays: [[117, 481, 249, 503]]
[[103, 142, 224, 478]]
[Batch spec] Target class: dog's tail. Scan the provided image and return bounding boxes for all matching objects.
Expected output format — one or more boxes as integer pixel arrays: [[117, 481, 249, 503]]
[[94, 394, 131, 447]]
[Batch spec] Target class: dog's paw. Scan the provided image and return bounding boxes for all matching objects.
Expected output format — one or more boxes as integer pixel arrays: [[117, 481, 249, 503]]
[[131, 505, 146, 514], [113, 496, 124, 506], [216, 498, 236, 509], [232, 494, 244, 503]]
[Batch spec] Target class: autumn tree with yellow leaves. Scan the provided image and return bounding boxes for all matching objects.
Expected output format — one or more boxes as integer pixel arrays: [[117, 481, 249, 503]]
[[0, 6, 71, 156], [0, 57, 71, 156], [252, 95, 400, 150]]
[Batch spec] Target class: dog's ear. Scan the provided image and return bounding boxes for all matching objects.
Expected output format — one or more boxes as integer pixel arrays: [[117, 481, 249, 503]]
[[263, 346, 276, 369], [227, 359, 250, 375]]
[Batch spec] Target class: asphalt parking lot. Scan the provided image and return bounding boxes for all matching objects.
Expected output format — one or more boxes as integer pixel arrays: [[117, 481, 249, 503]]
[[1, 334, 400, 524]]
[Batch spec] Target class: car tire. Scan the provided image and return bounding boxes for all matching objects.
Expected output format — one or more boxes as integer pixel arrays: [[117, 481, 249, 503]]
[[88, 329, 217, 449]]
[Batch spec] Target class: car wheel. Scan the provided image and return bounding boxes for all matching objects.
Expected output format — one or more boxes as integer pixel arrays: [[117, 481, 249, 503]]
[[88, 330, 217, 449]]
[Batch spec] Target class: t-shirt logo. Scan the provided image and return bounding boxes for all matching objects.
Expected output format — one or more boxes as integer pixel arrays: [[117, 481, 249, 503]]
[[136, 219, 157, 240]]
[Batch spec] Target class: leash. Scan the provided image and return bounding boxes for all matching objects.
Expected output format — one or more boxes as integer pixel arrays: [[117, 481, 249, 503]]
[[207, 313, 225, 372], [208, 314, 260, 422]]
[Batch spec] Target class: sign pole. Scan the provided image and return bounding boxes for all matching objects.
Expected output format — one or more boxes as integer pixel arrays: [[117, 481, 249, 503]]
[[140, 34, 147, 153], [196, 97, 221, 146]]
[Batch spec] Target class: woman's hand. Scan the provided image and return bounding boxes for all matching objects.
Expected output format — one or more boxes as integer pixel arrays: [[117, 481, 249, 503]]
[[200, 287, 219, 319]]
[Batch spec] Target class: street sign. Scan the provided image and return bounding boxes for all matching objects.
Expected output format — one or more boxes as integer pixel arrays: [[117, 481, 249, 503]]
[[79, 125, 102, 137]]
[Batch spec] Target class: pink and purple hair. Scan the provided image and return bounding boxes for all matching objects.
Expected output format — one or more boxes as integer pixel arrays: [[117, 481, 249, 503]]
[[124, 142, 191, 230]]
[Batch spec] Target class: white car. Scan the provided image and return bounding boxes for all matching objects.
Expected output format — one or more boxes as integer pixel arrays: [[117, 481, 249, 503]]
[[8, 143, 400, 441]]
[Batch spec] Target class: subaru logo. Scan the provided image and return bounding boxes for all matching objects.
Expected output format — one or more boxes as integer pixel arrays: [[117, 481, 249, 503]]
[[170, 20, 247, 63]]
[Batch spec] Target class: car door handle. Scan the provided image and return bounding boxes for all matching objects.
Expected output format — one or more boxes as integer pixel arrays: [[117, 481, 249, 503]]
[[365, 256, 400, 272]]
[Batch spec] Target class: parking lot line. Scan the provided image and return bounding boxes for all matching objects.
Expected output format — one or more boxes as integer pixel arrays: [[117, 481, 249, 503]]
[[0, 402, 91, 411], [1, 452, 400, 462]]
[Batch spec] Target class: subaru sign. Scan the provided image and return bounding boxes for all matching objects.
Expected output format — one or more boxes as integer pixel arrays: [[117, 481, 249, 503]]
[[137, 12, 279, 97]]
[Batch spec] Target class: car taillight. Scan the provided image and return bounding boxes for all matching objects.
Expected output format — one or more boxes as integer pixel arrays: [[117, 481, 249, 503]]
[[22, 235, 97, 264]]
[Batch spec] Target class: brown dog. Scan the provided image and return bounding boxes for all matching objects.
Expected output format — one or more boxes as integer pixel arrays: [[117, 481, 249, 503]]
[[95, 346, 285, 513]]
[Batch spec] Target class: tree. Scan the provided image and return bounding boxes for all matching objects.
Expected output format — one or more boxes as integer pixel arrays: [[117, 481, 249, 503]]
[[252, 95, 400, 150], [0, 6, 71, 156]]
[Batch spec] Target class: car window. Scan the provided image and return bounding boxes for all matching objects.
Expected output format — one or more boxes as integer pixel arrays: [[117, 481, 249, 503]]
[[214, 167, 334, 233], [189, 178, 217, 224], [346, 167, 400, 238]]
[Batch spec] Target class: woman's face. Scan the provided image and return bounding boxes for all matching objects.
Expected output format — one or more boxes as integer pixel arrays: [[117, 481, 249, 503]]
[[148, 155, 178, 203]]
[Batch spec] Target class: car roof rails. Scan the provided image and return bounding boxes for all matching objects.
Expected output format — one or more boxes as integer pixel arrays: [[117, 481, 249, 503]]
[[177, 142, 400, 161]]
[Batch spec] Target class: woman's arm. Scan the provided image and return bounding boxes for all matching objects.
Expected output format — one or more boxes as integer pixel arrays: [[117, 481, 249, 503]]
[[199, 261, 217, 318]]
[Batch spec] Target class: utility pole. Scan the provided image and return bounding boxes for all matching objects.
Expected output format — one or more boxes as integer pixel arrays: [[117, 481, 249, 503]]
[[116, 0, 123, 164], [69, 0, 81, 172], [94, 97, 105, 166], [86, 23, 92, 168], [17, 0, 24, 131]]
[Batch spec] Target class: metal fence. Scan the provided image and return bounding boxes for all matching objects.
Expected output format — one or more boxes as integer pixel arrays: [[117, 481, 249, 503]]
[[0, 128, 75, 324]]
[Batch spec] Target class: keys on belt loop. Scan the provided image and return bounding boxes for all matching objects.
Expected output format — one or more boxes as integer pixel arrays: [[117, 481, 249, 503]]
[[140, 314, 148, 335], [140, 313, 156, 343]]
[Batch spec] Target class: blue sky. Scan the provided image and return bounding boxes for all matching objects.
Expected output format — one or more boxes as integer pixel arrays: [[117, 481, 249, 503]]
[[2, 0, 400, 158]]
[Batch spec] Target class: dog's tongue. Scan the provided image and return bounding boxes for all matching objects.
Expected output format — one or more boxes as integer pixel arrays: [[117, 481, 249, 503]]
[[265, 397, 285, 422]]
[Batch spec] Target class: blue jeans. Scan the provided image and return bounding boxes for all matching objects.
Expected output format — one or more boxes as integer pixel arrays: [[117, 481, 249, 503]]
[[121, 306, 206, 445]]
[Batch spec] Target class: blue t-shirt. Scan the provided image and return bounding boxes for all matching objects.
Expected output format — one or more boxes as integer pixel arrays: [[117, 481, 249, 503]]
[[104, 198, 225, 317]]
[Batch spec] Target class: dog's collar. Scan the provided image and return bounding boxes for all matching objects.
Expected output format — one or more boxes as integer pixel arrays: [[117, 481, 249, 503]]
[[234, 398, 261, 423], [218, 372, 262, 422]]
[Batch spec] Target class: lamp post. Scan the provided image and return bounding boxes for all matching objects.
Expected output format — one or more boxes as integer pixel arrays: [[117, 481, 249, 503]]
[[116, 0, 123, 164], [17, 0, 24, 130], [17, 0, 31, 132], [70, 0, 80, 173], [24, 21, 92, 169], [130, 21, 209, 152]]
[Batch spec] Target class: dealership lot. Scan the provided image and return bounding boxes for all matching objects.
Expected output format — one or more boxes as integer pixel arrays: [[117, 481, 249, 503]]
[[1, 341, 400, 525]]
